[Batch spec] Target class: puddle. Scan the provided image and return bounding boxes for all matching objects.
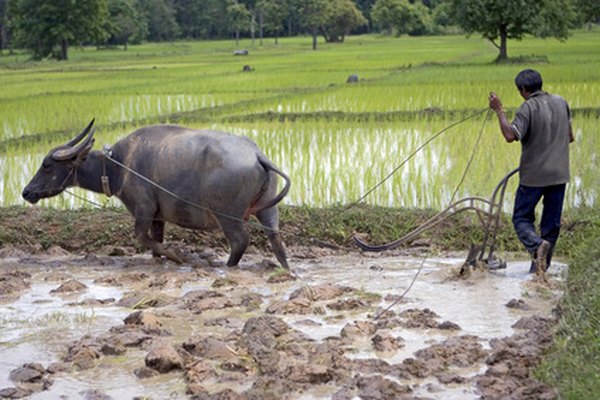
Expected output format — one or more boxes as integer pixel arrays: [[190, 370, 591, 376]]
[[0, 251, 564, 399]]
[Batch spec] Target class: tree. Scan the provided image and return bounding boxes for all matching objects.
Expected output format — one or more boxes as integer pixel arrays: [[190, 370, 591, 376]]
[[372, 0, 432, 36], [298, 0, 329, 50], [0, 0, 9, 52], [450, 0, 576, 61], [135, 0, 179, 42], [354, 0, 377, 33], [172, 0, 204, 39], [226, 0, 251, 47], [172, 0, 227, 40], [9, 0, 109, 60], [257, 0, 288, 45], [321, 0, 367, 43], [285, 0, 302, 37], [574, 0, 600, 27], [238, 0, 258, 46], [297, 0, 366, 49], [105, 0, 147, 49]]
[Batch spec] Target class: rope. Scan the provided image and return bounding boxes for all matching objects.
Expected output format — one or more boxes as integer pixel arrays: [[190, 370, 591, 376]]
[[449, 109, 492, 204], [102, 154, 276, 232], [373, 254, 427, 320], [344, 108, 489, 210], [366, 108, 493, 319], [65, 189, 106, 209]]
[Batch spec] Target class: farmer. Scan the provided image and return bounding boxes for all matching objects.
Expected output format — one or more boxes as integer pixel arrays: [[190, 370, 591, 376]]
[[488, 69, 574, 275]]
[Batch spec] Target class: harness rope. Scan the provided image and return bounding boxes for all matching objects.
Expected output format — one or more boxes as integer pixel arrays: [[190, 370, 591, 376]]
[[449, 109, 492, 204], [344, 108, 489, 211], [100, 152, 278, 232], [361, 108, 493, 318]]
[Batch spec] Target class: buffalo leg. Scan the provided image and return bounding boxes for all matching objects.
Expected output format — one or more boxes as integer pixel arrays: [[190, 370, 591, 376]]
[[134, 217, 184, 264], [150, 220, 165, 258], [218, 217, 250, 267], [256, 207, 289, 269]]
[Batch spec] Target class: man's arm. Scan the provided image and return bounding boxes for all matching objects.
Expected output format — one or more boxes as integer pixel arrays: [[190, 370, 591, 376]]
[[569, 123, 574, 143], [489, 92, 518, 142]]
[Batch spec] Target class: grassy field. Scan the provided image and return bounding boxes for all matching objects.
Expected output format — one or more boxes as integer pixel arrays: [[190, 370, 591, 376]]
[[536, 206, 600, 399], [1, 32, 599, 209]]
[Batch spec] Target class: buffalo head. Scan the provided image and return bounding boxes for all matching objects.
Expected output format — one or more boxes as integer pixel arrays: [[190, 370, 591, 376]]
[[22, 119, 96, 204]]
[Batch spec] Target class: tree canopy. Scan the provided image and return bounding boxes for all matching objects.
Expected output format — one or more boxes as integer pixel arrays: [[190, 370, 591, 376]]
[[226, 0, 252, 47], [2, 0, 598, 60], [449, 0, 577, 61], [105, 0, 147, 49], [9, 0, 108, 60], [320, 0, 368, 43]]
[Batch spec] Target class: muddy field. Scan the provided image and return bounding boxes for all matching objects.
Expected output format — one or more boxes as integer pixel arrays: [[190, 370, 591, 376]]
[[0, 244, 563, 400]]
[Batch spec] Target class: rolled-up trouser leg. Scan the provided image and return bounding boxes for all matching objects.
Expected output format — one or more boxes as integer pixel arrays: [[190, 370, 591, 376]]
[[540, 184, 566, 267], [512, 184, 544, 256]]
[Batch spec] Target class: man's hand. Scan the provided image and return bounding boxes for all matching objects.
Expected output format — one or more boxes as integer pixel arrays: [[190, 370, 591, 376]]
[[488, 92, 503, 113], [489, 91, 517, 142]]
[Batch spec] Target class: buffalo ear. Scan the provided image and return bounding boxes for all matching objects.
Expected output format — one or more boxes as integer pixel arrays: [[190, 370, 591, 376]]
[[73, 139, 95, 166]]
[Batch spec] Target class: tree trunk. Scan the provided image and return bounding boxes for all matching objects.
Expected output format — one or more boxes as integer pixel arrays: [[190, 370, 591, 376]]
[[0, 23, 5, 51], [251, 13, 255, 47], [312, 32, 317, 50], [497, 25, 508, 61], [235, 31, 240, 47], [61, 39, 68, 60], [259, 11, 263, 47]]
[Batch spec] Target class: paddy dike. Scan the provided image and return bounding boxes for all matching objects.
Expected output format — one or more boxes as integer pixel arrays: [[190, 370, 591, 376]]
[[0, 243, 563, 399]]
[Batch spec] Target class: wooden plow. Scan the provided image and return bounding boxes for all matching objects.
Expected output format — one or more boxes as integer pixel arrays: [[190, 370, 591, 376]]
[[353, 168, 520, 270]]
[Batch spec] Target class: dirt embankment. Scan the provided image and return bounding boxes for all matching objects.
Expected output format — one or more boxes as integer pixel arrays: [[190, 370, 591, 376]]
[[0, 205, 521, 257]]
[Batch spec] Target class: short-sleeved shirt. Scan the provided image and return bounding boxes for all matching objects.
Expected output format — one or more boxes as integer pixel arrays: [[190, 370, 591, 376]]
[[511, 91, 571, 187]]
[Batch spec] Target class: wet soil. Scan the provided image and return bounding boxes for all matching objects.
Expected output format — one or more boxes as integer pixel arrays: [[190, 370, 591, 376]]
[[0, 244, 563, 399]]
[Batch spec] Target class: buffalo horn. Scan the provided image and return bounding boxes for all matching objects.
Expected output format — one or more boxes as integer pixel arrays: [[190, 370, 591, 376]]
[[66, 118, 95, 147], [52, 127, 96, 161]]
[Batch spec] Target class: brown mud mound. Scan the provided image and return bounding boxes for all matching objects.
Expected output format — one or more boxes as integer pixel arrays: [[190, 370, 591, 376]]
[[0, 248, 564, 399]]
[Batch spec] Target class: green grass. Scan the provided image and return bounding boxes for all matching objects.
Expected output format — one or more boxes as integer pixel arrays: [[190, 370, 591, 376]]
[[2, 32, 599, 136], [536, 207, 600, 399]]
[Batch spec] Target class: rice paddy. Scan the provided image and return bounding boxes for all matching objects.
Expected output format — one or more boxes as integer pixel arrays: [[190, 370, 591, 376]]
[[1, 32, 599, 210]]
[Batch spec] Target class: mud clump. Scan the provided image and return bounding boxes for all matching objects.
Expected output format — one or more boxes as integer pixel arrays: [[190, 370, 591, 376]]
[[50, 279, 87, 293], [145, 341, 184, 373], [0, 269, 31, 297], [475, 316, 558, 399]]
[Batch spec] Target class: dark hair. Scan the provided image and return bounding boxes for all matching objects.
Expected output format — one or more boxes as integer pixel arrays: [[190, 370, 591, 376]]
[[515, 69, 543, 92]]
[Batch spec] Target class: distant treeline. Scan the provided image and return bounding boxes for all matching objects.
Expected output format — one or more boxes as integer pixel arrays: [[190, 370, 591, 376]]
[[0, 0, 598, 61]]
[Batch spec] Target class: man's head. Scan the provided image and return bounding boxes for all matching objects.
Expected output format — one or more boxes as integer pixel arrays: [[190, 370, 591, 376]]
[[515, 69, 543, 97]]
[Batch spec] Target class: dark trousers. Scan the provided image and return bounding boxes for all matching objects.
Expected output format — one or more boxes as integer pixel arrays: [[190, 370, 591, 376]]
[[512, 183, 566, 267]]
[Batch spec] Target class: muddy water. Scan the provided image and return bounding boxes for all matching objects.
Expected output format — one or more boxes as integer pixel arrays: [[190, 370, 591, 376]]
[[0, 250, 564, 399]]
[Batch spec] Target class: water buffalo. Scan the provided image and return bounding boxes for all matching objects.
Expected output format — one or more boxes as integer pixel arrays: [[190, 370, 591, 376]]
[[22, 120, 290, 268]]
